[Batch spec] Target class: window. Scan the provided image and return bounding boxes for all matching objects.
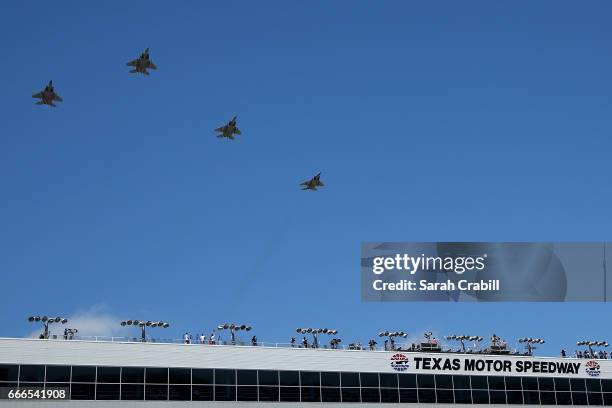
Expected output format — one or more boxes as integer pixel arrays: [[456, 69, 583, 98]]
[[540, 391, 556, 405], [453, 375, 470, 389], [436, 374, 453, 389], [169, 385, 191, 401], [522, 377, 538, 391], [341, 387, 361, 402], [454, 388, 472, 404], [301, 386, 321, 402], [380, 387, 399, 403], [571, 391, 587, 405], [555, 377, 571, 391], [400, 388, 418, 403], [417, 374, 435, 388], [471, 375, 488, 390], [588, 392, 604, 406], [146, 367, 168, 384], [523, 390, 540, 404], [301, 371, 320, 387], [191, 385, 213, 401], [280, 386, 300, 401], [258, 386, 279, 401], [96, 383, 120, 400], [96, 367, 120, 383], [571, 378, 586, 391], [360, 373, 379, 388], [472, 390, 489, 404], [341, 372, 360, 387], [237, 370, 257, 385], [19, 365, 45, 382], [398, 373, 417, 388], [506, 376, 522, 390], [169, 368, 190, 384], [361, 387, 380, 403], [71, 383, 95, 400], [279, 371, 299, 386], [490, 392, 507, 405], [122, 367, 144, 384], [215, 369, 235, 385], [436, 389, 454, 403], [215, 385, 236, 401], [145, 384, 168, 400], [556, 391, 572, 405], [539, 377, 555, 391], [192, 369, 213, 384], [46, 366, 70, 382], [488, 375, 505, 390], [72, 366, 95, 383], [602, 380, 612, 393], [322, 386, 341, 402], [121, 384, 144, 400], [0, 365, 18, 382], [587, 379, 603, 392], [237, 385, 257, 401], [418, 388, 436, 403], [507, 390, 523, 404], [258, 370, 278, 386], [322, 371, 340, 387]]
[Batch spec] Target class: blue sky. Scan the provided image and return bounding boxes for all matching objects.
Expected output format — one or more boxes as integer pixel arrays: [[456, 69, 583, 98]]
[[0, 1, 611, 355]]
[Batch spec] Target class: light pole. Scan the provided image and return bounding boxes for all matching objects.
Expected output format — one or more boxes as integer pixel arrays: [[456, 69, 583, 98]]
[[296, 328, 338, 348], [120, 320, 169, 342], [519, 338, 545, 355], [446, 335, 483, 353], [217, 323, 252, 344], [28, 316, 68, 339], [378, 331, 407, 351], [577, 340, 608, 357]]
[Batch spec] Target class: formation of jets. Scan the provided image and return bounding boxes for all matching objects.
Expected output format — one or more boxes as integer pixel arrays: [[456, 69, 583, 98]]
[[31, 48, 324, 191]]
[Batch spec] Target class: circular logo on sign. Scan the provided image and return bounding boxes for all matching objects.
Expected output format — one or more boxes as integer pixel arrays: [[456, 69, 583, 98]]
[[586, 360, 601, 377], [390, 353, 409, 372]]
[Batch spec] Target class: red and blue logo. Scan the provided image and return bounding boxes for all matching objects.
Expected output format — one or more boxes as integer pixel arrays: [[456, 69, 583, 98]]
[[390, 353, 409, 372], [586, 360, 601, 377]]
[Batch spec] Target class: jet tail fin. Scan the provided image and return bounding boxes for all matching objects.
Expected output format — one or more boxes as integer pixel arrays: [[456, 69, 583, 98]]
[[129, 69, 138, 74]]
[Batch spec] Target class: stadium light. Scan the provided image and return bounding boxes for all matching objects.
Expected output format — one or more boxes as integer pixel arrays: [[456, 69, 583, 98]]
[[296, 328, 338, 348], [378, 331, 408, 351], [121, 319, 169, 342], [217, 323, 252, 344], [518, 337, 545, 355], [27, 315, 68, 339], [576, 340, 608, 356], [445, 335, 483, 353]]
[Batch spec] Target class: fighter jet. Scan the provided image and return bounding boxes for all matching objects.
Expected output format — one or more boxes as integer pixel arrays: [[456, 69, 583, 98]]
[[215, 116, 242, 140], [32, 81, 63, 107], [126, 48, 157, 75], [300, 172, 324, 191]]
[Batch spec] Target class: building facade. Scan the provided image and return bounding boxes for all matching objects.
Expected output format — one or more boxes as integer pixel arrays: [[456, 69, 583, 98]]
[[0, 337, 610, 406]]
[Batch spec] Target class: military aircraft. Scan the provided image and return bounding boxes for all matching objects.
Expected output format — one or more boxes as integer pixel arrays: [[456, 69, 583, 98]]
[[300, 172, 324, 190], [215, 116, 242, 139], [32, 81, 63, 107], [126, 48, 157, 75]]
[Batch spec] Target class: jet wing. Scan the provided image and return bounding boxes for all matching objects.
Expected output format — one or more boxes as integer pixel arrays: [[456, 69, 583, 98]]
[[317, 181, 324, 186], [300, 181, 309, 186], [214, 127, 224, 132], [32, 92, 43, 99], [126, 59, 138, 67], [148, 62, 157, 70], [53, 94, 63, 102], [234, 128, 242, 135]]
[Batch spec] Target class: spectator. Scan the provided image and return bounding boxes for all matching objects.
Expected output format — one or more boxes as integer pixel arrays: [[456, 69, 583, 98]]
[[302, 336, 308, 348], [200, 333, 206, 344], [368, 339, 377, 351], [210, 332, 216, 345], [251, 335, 258, 346], [290, 337, 296, 347], [183, 333, 190, 344], [560, 349, 566, 357], [384, 339, 389, 351]]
